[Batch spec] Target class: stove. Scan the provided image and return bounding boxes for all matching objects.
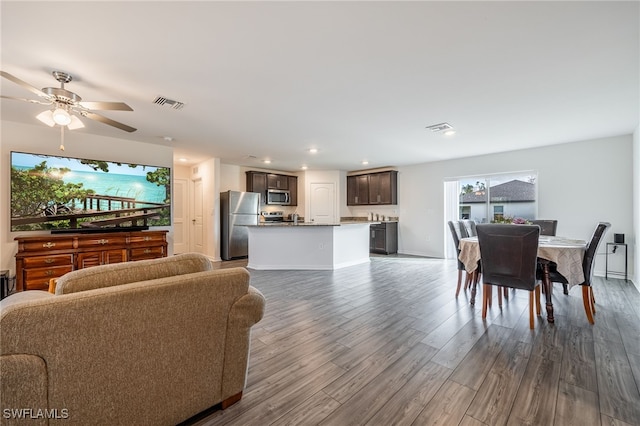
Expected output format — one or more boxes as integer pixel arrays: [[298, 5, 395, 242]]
[[261, 211, 284, 222]]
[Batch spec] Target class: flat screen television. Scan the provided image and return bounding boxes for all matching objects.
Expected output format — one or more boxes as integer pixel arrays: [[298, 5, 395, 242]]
[[10, 151, 171, 233]]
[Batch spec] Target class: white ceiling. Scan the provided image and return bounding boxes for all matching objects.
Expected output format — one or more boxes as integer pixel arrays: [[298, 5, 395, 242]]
[[1, 1, 638, 172]]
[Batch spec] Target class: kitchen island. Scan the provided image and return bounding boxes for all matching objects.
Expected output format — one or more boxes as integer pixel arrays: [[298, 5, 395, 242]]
[[246, 222, 373, 270]]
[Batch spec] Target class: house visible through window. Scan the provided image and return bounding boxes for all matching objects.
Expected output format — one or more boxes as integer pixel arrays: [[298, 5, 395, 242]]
[[456, 171, 537, 223], [460, 206, 471, 219]]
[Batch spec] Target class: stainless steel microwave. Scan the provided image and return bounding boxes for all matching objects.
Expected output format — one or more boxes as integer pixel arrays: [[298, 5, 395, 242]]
[[266, 189, 291, 205]]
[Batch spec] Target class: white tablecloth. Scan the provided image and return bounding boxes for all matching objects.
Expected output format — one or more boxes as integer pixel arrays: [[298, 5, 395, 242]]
[[459, 236, 587, 288]]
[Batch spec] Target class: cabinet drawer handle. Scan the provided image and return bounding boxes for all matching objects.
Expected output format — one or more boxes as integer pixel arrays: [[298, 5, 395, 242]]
[[144, 249, 151, 254], [45, 270, 53, 276], [144, 236, 151, 241], [44, 258, 55, 264], [43, 242, 56, 249], [98, 239, 109, 245]]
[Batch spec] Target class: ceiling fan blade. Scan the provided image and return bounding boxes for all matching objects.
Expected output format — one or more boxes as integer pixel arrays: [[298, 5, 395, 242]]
[[1, 95, 52, 105], [82, 111, 137, 133], [78, 101, 133, 111], [1, 70, 51, 99]]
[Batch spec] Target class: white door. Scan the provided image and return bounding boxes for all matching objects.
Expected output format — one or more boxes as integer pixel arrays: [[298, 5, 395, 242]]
[[172, 178, 189, 254], [309, 183, 336, 224], [191, 178, 205, 254]]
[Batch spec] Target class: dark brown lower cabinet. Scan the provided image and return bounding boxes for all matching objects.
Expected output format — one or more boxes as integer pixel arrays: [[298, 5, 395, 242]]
[[370, 222, 398, 255]]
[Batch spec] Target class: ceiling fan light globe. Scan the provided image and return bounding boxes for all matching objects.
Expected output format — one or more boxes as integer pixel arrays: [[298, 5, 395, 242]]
[[52, 108, 71, 126]]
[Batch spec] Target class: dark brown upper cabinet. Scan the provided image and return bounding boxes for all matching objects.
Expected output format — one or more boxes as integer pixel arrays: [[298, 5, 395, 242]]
[[347, 170, 397, 205]]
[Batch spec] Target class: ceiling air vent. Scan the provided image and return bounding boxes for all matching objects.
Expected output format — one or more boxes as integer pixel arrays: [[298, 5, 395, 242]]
[[425, 122, 453, 133], [153, 96, 185, 110]]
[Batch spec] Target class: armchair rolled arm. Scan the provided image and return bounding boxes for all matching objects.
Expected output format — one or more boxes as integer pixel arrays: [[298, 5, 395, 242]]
[[220, 286, 266, 400]]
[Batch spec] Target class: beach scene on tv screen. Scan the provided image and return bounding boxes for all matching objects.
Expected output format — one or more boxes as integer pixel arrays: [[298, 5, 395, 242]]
[[11, 152, 171, 231]]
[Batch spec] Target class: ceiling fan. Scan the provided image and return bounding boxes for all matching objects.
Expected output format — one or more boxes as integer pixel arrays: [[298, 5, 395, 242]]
[[1, 70, 137, 134]]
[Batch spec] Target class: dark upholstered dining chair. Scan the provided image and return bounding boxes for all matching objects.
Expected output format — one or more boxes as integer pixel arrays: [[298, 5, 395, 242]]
[[461, 219, 477, 237], [448, 221, 470, 297], [460, 219, 483, 303], [476, 224, 541, 329], [537, 222, 610, 324], [531, 219, 558, 236]]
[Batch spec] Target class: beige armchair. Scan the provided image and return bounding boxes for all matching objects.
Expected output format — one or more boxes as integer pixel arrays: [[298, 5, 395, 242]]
[[1, 253, 265, 425]]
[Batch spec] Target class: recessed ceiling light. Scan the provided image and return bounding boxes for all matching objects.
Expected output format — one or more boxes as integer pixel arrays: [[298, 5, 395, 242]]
[[443, 129, 457, 136], [308, 148, 318, 154], [163, 136, 174, 142], [178, 158, 188, 162], [263, 159, 271, 164], [361, 160, 369, 165], [301, 165, 308, 170]]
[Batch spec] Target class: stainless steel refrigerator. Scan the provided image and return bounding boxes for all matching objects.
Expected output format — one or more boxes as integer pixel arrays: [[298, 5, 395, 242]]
[[220, 190, 260, 260]]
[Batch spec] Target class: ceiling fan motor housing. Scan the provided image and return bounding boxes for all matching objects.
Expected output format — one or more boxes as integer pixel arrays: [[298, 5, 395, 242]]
[[41, 87, 82, 105], [52, 70, 72, 84]]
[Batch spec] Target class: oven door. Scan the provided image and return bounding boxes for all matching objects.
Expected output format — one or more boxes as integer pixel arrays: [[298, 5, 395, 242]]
[[267, 189, 291, 205]]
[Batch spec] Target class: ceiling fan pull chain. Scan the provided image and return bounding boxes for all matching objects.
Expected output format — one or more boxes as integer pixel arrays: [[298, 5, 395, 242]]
[[59, 125, 65, 151]]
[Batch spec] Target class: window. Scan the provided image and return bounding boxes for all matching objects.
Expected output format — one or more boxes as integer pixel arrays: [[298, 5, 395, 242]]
[[456, 171, 537, 223], [444, 172, 537, 259], [460, 206, 470, 219]]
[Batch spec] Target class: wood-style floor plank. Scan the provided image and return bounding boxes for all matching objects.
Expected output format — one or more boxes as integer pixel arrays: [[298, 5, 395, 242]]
[[507, 353, 562, 426], [318, 343, 436, 425], [363, 361, 452, 426], [594, 339, 640, 424], [409, 379, 476, 426], [464, 336, 532, 425], [554, 381, 600, 426], [183, 256, 640, 426]]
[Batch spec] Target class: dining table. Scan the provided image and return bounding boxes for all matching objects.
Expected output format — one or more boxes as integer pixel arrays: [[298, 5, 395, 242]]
[[458, 235, 587, 323]]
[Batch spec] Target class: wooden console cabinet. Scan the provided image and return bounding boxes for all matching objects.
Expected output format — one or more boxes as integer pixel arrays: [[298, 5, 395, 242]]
[[14, 230, 168, 291]]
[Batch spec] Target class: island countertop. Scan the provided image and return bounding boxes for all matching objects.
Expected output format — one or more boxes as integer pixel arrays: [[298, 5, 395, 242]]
[[246, 221, 375, 270]]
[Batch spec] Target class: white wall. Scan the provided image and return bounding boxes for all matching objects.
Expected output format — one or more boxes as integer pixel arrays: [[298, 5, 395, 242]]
[[1, 121, 174, 275], [219, 163, 244, 193], [633, 125, 639, 289], [398, 135, 634, 279], [190, 157, 221, 260]]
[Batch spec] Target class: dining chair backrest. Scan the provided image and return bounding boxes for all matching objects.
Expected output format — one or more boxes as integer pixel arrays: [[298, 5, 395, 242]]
[[458, 221, 470, 239], [447, 221, 465, 270], [583, 222, 611, 286], [531, 220, 558, 236], [476, 224, 540, 291], [461, 220, 477, 237]]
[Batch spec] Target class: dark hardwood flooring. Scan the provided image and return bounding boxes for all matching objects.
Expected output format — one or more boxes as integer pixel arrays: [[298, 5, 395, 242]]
[[191, 255, 640, 426]]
